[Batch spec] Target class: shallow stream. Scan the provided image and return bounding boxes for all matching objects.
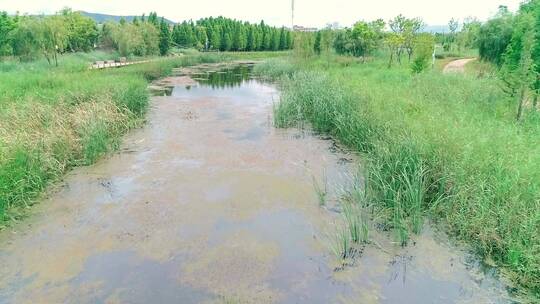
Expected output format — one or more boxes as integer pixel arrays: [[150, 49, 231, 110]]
[[0, 63, 511, 303]]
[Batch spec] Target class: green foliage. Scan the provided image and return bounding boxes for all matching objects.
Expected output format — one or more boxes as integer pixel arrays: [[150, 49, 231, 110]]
[[1, 10, 286, 65], [478, 7, 514, 65], [457, 17, 482, 50], [313, 31, 322, 55], [333, 19, 385, 57], [159, 18, 171, 55], [194, 17, 292, 52], [13, 16, 69, 66], [0, 11, 15, 56], [103, 21, 159, 57], [411, 33, 435, 73], [7, 10, 97, 63], [292, 32, 315, 59], [172, 21, 196, 48], [501, 12, 538, 120], [386, 15, 424, 65], [61, 8, 98, 52]]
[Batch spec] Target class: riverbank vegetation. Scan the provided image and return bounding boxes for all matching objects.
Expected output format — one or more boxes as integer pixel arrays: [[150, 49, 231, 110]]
[[255, 1, 540, 300], [0, 50, 288, 226]]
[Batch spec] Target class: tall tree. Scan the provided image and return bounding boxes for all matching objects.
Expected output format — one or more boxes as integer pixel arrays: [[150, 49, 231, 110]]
[[478, 6, 514, 65], [278, 27, 287, 50], [314, 31, 322, 55], [148, 12, 159, 26], [61, 9, 98, 52], [501, 12, 538, 120], [158, 17, 171, 55], [0, 11, 15, 56]]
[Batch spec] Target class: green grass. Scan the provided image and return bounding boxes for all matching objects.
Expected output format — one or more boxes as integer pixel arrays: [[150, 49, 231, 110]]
[[261, 54, 540, 300], [342, 200, 369, 244], [0, 50, 282, 225], [312, 173, 328, 206]]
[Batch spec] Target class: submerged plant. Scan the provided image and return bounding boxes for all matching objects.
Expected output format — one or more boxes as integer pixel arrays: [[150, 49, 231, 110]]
[[330, 225, 353, 262], [312, 172, 328, 206], [342, 200, 369, 244]]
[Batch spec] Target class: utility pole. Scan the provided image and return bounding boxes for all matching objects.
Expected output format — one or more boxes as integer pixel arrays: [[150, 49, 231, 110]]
[[291, 0, 295, 30]]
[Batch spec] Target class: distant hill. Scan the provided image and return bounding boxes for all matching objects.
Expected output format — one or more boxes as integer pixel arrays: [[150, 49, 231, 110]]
[[79, 11, 175, 24]]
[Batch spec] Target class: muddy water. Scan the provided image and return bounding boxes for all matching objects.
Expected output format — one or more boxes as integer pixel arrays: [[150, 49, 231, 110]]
[[0, 64, 511, 303]]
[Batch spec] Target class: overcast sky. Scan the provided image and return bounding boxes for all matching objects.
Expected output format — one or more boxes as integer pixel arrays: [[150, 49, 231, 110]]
[[3, 0, 524, 27]]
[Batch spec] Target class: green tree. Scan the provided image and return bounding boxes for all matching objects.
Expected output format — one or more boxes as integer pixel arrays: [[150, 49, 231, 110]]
[[158, 17, 170, 55], [478, 6, 514, 65], [385, 33, 405, 67], [445, 18, 459, 51], [457, 17, 481, 50], [10, 17, 40, 61], [246, 27, 255, 51], [389, 15, 424, 62], [194, 26, 207, 50], [314, 31, 322, 54], [147, 12, 159, 26], [104, 21, 158, 56], [286, 31, 293, 50], [501, 12, 538, 120], [61, 9, 98, 52], [293, 31, 315, 59], [32, 16, 68, 66], [351, 21, 377, 57], [411, 33, 435, 73], [279, 27, 287, 50], [0, 11, 15, 56]]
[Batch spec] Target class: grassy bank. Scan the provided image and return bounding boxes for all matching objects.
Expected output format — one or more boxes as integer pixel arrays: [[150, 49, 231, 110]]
[[256, 55, 540, 300], [0, 50, 282, 226]]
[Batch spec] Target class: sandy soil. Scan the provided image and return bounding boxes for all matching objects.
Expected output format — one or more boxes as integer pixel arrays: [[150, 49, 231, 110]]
[[443, 58, 476, 73]]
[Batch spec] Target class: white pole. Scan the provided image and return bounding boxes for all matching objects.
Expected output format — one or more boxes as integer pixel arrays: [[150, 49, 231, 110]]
[[291, 0, 295, 29]]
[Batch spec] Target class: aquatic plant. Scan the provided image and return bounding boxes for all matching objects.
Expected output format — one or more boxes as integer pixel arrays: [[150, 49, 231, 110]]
[[342, 201, 369, 244], [312, 172, 328, 207]]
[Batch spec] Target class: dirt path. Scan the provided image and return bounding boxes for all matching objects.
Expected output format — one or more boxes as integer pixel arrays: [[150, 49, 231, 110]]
[[0, 65, 510, 303], [443, 58, 476, 73]]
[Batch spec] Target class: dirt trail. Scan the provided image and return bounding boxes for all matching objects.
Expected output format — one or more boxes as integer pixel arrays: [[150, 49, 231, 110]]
[[0, 65, 510, 303], [443, 58, 476, 73]]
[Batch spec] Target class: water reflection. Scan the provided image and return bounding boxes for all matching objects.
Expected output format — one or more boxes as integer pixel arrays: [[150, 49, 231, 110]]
[[194, 64, 254, 89]]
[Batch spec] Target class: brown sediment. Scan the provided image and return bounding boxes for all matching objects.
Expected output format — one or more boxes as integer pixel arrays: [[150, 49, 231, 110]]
[[0, 64, 510, 303], [155, 75, 199, 87]]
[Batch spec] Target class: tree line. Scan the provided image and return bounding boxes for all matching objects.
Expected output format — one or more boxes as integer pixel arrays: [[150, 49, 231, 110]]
[[0, 10, 292, 65], [475, 1, 539, 120], [173, 17, 293, 52], [303, 0, 539, 119], [308, 15, 435, 73]]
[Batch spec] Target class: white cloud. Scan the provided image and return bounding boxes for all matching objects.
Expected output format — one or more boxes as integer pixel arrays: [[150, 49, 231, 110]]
[[2, 0, 524, 27]]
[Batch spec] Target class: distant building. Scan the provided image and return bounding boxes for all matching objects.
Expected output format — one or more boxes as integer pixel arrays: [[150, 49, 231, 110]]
[[293, 25, 318, 32]]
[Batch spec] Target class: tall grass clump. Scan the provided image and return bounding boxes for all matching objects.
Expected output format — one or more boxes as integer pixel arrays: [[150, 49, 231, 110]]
[[267, 55, 540, 299], [253, 58, 295, 80]]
